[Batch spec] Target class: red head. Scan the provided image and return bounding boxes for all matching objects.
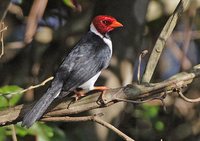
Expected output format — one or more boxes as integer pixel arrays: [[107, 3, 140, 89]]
[[92, 15, 123, 35]]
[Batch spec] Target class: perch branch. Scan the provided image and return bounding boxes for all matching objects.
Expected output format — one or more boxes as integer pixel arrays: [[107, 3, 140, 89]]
[[0, 64, 200, 127], [142, 0, 190, 83]]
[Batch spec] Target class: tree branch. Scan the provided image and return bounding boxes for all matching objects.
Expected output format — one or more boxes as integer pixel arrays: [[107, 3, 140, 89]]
[[0, 22, 7, 58], [0, 64, 200, 127], [142, 0, 190, 83], [42, 114, 135, 141]]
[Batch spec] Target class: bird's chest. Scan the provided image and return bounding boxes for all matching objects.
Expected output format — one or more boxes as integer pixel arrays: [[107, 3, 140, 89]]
[[79, 71, 101, 90]]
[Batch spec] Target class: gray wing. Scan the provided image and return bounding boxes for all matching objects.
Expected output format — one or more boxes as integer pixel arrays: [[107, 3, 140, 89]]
[[56, 32, 111, 94]]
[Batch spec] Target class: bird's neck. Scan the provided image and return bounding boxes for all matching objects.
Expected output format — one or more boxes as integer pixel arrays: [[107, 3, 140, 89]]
[[90, 23, 109, 39], [90, 23, 112, 55]]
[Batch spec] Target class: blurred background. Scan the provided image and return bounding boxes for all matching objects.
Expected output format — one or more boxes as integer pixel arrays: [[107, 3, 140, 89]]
[[0, 0, 200, 141]]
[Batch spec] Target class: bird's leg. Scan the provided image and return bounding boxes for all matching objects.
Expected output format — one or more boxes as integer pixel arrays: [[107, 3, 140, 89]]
[[73, 86, 108, 101], [93, 86, 109, 95], [93, 86, 109, 91], [73, 89, 87, 101]]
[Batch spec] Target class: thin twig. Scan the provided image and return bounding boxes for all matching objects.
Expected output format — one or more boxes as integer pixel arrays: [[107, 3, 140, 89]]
[[93, 117, 134, 141], [20, 76, 54, 94], [0, 2, 12, 22], [0, 76, 54, 96], [0, 26, 7, 33], [137, 50, 148, 84], [142, 0, 190, 83], [42, 115, 135, 141], [178, 91, 200, 103], [181, 9, 194, 70], [0, 23, 7, 58], [11, 125, 17, 141]]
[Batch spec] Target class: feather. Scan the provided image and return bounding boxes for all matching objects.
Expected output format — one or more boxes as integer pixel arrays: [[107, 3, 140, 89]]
[[22, 78, 63, 128]]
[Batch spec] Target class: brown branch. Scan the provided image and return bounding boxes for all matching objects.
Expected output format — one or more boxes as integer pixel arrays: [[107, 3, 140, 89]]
[[0, 64, 200, 127], [0, 1, 12, 22], [177, 91, 200, 103], [42, 114, 134, 141], [11, 125, 17, 141], [0, 76, 54, 97], [0, 23, 7, 58], [24, 0, 48, 43], [18, 76, 53, 94], [137, 50, 148, 84], [142, 0, 190, 83]]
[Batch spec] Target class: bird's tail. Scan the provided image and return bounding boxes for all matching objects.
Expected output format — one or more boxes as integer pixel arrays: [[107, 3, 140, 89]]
[[22, 79, 63, 128]]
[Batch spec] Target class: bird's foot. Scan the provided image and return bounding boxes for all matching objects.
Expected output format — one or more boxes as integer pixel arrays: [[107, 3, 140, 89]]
[[73, 86, 108, 101], [73, 89, 87, 101]]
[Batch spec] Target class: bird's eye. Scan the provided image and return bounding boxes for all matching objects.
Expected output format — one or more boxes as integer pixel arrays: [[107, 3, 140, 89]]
[[102, 20, 110, 25]]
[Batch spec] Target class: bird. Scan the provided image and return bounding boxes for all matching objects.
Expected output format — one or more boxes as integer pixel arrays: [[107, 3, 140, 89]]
[[22, 15, 123, 128]]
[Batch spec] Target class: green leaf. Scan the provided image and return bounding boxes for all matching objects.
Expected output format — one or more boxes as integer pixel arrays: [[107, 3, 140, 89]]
[[27, 123, 54, 141], [0, 85, 23, 107], [9, 93, 23, 106], [0, 96, 9, 109], [15, 125, 29, 137], [155, 120, 165, 131], [0, 127, 6, 141], [0, 85, 23, 95], [50, 126, 68, 141], [63, 0, 75, 8], [142, 104, 159, 118]]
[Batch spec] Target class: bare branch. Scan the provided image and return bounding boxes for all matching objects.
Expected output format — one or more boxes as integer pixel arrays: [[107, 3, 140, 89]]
[[0, 64, 200, 127], [93, 117, 134, 141], [137, 50, 148, 84], [0, 2, 12, 22], [0, 22, 7, 58], [0, 25, 7, 33], [42, 115, 135, 141], [177, 91, 200, 103], [0, 76, 54, 97], [11, 125, 18, 141], [20, 76, 54, 94], [24, 0, 48, 43], [142, 0, 191, 83]]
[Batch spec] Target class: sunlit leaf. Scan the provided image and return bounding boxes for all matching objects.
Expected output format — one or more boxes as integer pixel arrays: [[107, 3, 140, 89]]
[[63, 0, 75, 8], [0, 96, 9, 109], [155, 121, 165, 131], [0, 127, 6, 141], [9, 93, 23, 106], [15, 125, 29, 137], [0, 85, 23, 107], [50, 126, 68, 141], [142, 104, 159, 118], [0, 85, 23, 96], [27, 123, 54, 141]]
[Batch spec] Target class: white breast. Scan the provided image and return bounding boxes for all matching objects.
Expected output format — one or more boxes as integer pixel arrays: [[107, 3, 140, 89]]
[[79, 71, 101, 90]]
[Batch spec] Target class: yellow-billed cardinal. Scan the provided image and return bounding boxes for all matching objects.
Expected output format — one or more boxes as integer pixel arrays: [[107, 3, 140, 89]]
[[22, 15, 123, 128]]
